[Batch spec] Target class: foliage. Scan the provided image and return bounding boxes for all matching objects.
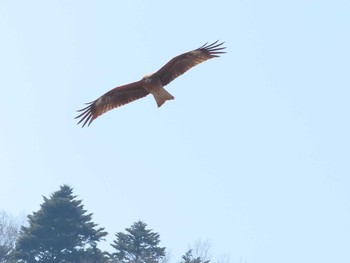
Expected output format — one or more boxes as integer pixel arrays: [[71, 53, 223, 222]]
[[110, 221, 165, 263], [13, 185, 107, 263], [75, 245, 109, 263], [180, 249, 210, 263]]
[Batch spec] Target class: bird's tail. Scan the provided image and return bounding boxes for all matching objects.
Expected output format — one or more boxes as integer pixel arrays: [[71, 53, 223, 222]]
[[152, 88, 174, 107]]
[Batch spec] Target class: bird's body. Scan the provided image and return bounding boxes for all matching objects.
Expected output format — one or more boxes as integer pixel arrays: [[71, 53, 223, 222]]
[[76, 41, 226, 127], [142, 75, 174, 107]]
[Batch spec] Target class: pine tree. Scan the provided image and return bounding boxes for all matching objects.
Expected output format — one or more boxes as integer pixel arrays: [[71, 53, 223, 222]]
[[13, 185, 107, 263], [110, 221, 165, 263], [180, 250, 210, 263]]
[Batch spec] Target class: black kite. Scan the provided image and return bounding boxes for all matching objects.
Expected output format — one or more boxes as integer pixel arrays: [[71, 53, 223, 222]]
[[76, 41, 226, 127]]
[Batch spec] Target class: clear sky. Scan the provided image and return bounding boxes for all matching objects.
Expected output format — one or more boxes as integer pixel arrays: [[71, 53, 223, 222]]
[[1, 1, 350, 262]]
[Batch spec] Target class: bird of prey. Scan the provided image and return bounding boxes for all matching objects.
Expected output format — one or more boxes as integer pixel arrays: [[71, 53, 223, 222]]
[[76, 41, 226, 127]]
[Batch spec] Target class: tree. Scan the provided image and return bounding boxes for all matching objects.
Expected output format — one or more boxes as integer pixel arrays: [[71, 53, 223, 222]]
[[0, 211, 21, 263], [75, 245, 109, 263], [13, 185, 108, 263], [110, 221, 165, 263], [180, 249, 210, 263], [190, 240, 211, 263], [181, 240, 230, 263]]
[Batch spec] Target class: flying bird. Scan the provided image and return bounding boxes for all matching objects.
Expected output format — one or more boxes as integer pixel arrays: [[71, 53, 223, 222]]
[[76, 41, 226, 127]]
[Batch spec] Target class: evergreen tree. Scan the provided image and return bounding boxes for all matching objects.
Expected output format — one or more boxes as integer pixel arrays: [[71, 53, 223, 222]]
[[110, 221, 165, 263], [180, 250, 210, 263], [13, 185, 107, 263], [75, 245, 109, 263]]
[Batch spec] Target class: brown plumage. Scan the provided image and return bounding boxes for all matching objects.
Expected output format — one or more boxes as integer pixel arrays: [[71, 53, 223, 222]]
[[76, 41, 226, 127]]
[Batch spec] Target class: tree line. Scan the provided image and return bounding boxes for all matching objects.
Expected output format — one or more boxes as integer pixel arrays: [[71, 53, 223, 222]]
[[0, 185, 225, 263]]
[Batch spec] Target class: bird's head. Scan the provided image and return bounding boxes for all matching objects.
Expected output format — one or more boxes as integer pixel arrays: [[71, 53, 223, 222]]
[[142, 73, 154, 81]]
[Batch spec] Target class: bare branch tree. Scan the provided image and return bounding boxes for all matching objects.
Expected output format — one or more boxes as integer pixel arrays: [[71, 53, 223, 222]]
[[0, 210, 22, 263], [185, 239, 230, 263], [215, 254, 230, 263], [192, 239, 211, 263]]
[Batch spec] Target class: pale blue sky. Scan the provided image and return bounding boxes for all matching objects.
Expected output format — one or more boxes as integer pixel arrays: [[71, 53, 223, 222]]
[[1, 1, 350, 262]]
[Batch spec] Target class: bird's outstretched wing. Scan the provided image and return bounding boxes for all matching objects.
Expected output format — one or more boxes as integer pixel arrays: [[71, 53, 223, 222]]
[[75, 81, 149, 127], [154, 41, 226, 86]]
